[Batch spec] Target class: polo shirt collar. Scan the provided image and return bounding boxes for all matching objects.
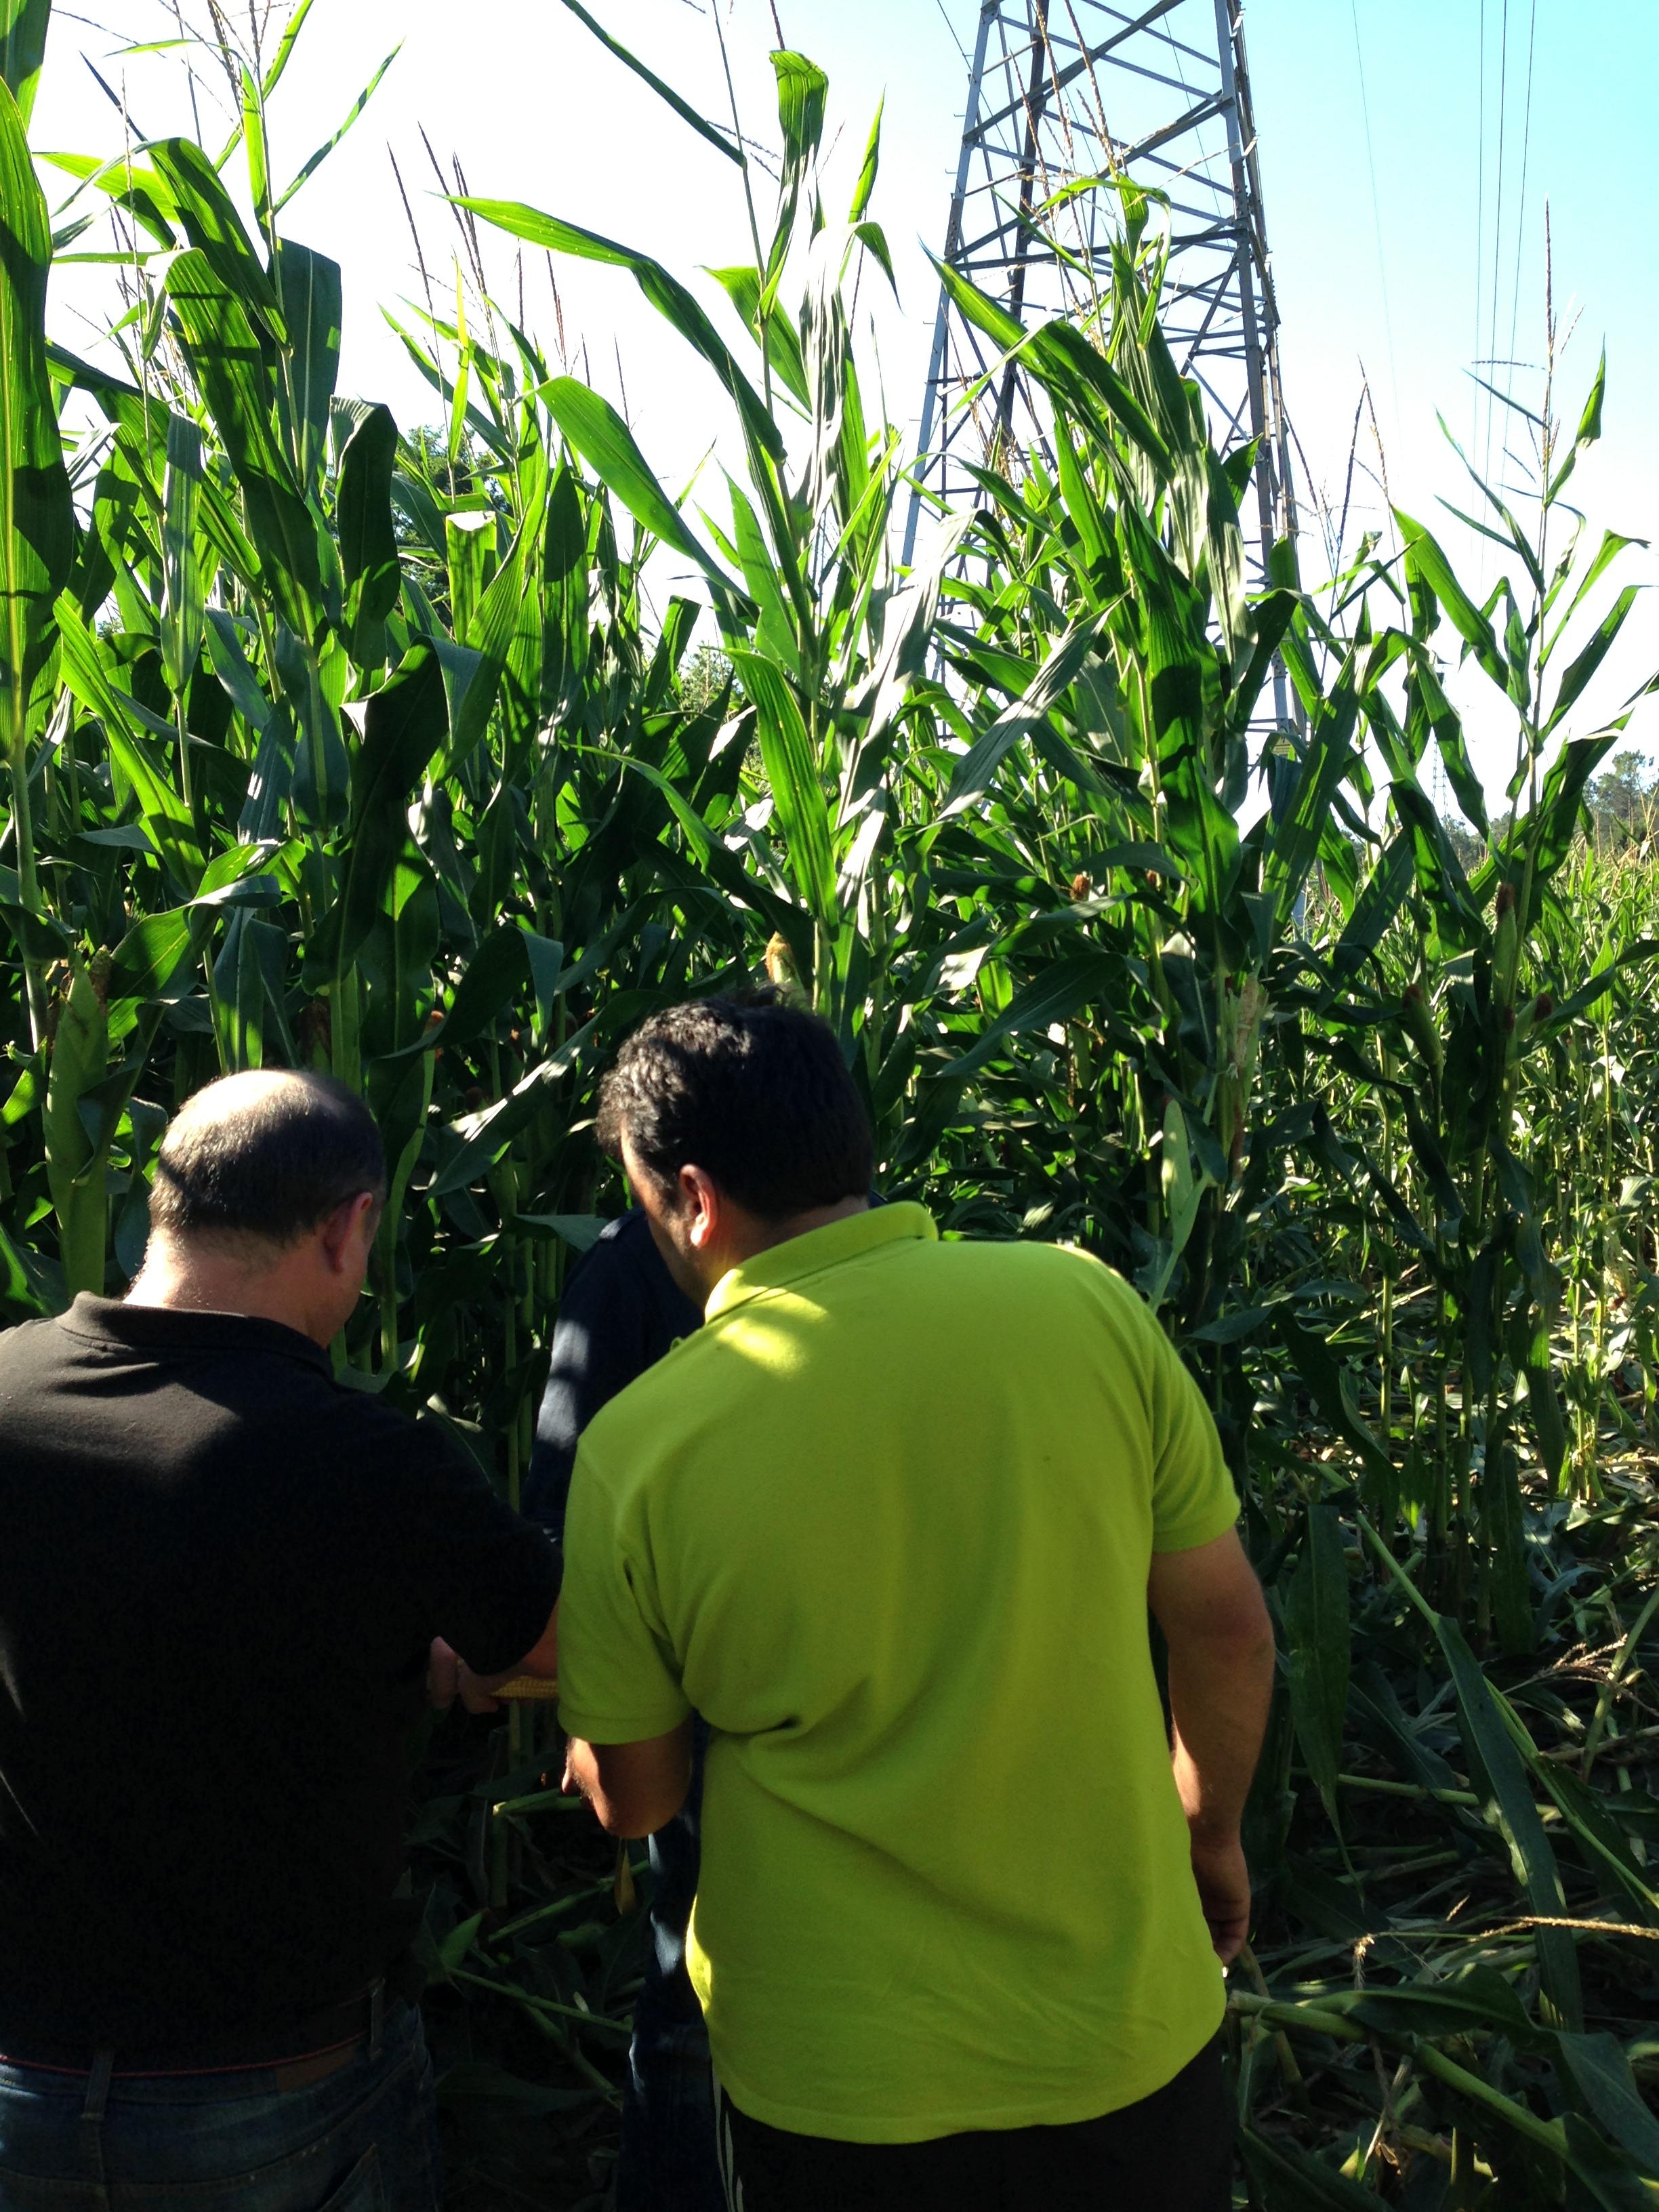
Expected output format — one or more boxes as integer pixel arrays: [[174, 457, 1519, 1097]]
[[705, 1201, 936, 1321], [59, 1292, 331, 1372]]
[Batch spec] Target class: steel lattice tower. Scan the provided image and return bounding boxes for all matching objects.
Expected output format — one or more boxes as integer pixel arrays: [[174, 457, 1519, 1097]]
[[905, 0, 1298, 608]]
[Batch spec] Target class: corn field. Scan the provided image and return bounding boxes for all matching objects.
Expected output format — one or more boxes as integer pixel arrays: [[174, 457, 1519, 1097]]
[[2, 3, 1657, 2205]]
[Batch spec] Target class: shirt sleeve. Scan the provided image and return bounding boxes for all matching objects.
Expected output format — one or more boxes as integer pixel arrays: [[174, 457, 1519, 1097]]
[[390, 1418, 560, 1675], [556, 1436, 692, 1745], [1145, 1321, 1240, 1553]]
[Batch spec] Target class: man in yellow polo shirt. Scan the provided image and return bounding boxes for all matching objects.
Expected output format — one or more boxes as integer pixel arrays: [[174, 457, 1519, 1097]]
[[556, 998, 1275, 2210]]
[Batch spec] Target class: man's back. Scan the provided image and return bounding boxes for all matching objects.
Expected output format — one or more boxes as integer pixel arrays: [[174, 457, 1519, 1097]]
[[558, 1203, 1240, 2144], [0, 1295, 554, 2048]]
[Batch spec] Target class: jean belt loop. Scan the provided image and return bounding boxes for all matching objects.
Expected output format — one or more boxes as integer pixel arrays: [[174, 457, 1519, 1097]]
[[79, 2047, 115, 2198], [369, 1979, 385, 2062]]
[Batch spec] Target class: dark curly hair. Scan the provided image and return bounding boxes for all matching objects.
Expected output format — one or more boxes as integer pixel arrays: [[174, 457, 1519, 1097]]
[[596, 998, 872, 1220]]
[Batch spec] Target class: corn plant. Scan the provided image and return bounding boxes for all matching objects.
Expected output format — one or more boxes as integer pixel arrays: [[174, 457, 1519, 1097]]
[[1, 7, 1656, 2205]]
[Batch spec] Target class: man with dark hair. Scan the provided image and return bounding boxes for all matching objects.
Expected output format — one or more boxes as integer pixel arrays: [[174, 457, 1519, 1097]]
[[527, 993, 882, 2211], [0, 1069, 558, 2210], [556, 1001, 1275, 2211], [525, 1212, 719, 2212]]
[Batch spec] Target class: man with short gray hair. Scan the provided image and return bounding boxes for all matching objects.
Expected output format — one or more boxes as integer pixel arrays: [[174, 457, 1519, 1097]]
[[0, 1069, 558, 2209]]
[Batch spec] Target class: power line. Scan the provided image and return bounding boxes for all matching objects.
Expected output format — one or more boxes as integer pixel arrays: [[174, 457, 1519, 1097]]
[[1481, 0, 1511, 495], [1477, 0, 1495, 471], [1349, 0, 1399, 436], [1501, 0, 1539, 448]]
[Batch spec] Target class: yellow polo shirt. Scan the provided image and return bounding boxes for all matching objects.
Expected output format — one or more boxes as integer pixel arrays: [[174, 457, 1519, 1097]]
[[557, 1204, 1238, 2143]]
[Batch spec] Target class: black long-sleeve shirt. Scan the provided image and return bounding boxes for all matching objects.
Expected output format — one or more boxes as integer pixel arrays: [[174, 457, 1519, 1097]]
[[525, 1211, 701, 1549]]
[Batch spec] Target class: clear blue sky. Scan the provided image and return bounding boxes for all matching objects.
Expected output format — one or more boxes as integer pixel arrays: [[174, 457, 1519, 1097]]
[[33, 1, 1659, 790]]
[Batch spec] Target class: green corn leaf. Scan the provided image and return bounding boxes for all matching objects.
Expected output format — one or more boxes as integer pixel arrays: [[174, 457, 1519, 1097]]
[[1346, 1967, 1540, 2045], [204, 607, 272, 732], [426, 922, 532, 1055], [150, 137, 287, 343], [429, 1017, 600, 1197], [1394, 509, 1507, 689], [1330, 832, 1414, 982], [1239, 2130, 1385, 2211], [446, 514, 495, 653], [1547, 348, 1606, 503], [165, 249, 323, 640], [729, 650, 836, 930], [1542, 527, 1643, 665], [1543, 583, 1641, 737], [1278, 1314, 1393, 1481], [159, 413, 205, 701], [1263, 666, 1361, 924], [1391, 778, 1482, 951], [0, 76, 76, 747], [763, 52, 829, 308], [946, 951, 1118, 1086], [336, 402, 401, 668], [272, 240, 342, 497], [1531, 1761, 1659, 1925], [1526, 732, 1622, 885], [941, 609, 1107, 817], [239, 64, 270, 234], [43, 961, 110, 1301], [272, 44, 401, 214], [1409, 648, 1489, 836], [55, 596, 203, 882], [40, 148, 178, 247], [706, 265, 810, 406], [331, 640, 449, 972], [0, 0, 52, 126], [554, 0, 741, 165], [462, 201, 783, 469], [539, 376, 743, 607], [930, 251, 1027, 355], [109, 907, 197, 1002], [1358, 1519, 1583, 2031], [848, 97, 883, 221], [1029, 320, 1174, 478], [1283, 1502, 1351, 1836]]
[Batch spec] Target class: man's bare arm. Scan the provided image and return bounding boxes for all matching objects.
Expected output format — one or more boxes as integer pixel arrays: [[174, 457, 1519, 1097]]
[[562, 1721, 693, 1839], [1147, 1527, 1275, 1963]]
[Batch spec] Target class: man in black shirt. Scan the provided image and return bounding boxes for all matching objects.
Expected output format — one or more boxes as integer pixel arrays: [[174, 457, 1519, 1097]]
[[526, 1212, 724, 2212], [0, 1070, 558, 2210]]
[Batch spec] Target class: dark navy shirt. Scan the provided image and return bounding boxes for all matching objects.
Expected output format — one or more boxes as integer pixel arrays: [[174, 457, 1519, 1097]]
[[527, 1211, 705, 2029], [525, 1210, 701, 1537]]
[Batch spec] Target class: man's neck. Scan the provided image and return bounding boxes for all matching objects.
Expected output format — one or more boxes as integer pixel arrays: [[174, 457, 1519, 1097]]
[[127, 1243, 321, 1342], [710, 1194, 869, 1286]]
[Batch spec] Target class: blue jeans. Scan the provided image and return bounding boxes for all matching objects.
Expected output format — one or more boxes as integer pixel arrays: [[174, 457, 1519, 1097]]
[[617, 2015, 723, 2212], [615, 1722, 724, 2212], [0, 2001, 440, 2211]]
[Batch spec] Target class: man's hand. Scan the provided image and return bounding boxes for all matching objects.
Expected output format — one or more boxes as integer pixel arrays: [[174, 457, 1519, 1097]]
[[1187, 1830, 1252, 1964], [426, 1636, 506, 1715]]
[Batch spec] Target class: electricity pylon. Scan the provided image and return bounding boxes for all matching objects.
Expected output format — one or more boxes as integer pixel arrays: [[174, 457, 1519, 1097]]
[[906, 0, 1298, 640]]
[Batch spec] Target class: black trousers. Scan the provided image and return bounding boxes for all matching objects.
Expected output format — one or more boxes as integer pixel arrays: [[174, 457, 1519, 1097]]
[[714, 2032, 1231, 2211]]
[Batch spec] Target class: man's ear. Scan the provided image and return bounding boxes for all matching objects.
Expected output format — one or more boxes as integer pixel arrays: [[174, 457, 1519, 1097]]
[[320, 1191, 377, 1274], [678, 1164, 720, 1251]]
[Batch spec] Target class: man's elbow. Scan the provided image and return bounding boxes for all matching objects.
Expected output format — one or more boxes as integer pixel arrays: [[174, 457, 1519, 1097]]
[[575, 1725, 693, 1839], [1212, 1590, 1275, 1668], [595, 1776, 689, 1839]]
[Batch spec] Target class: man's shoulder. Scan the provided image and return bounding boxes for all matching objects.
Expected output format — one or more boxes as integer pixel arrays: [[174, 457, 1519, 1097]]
[[0, 1313, 66, 1379], [326, 1387, 475, 1469], [576, 1323, 712, 1465], [562, 1213, 696, 1319], [930, 1231, 1139, 1305]]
